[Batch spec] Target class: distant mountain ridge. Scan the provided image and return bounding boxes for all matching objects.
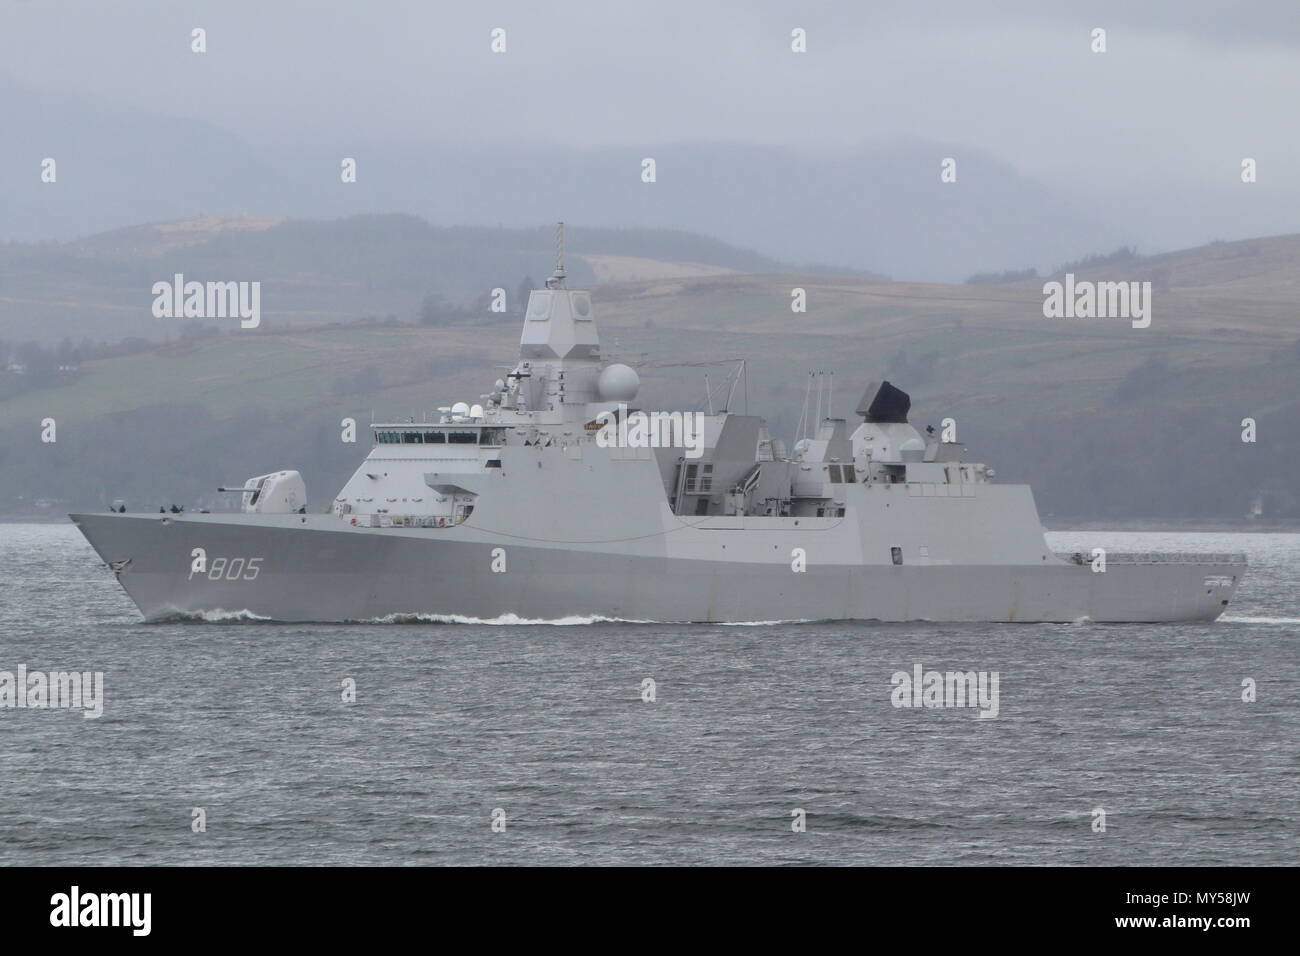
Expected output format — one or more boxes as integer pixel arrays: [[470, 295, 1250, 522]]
[[1, 70, 1137, 281], [0, 214, 796, 343]]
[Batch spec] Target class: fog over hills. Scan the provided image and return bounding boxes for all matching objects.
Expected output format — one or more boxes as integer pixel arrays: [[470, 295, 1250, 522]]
[[2, 1, 1298, 522], [5, 1, 1300, 280], [1, 68, 1124, 281], [2, 0, 1300, 280]]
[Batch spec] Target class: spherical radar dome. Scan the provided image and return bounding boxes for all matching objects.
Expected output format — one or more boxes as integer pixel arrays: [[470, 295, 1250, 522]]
[[900, 437, 926, 462], [597, 363, 640, 402]]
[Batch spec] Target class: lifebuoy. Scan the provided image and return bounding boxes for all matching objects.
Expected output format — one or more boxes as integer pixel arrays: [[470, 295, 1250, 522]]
[[437, 517, 446, 527]]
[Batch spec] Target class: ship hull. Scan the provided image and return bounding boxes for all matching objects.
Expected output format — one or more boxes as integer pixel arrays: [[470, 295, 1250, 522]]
[[71, 513, 1244, 624]]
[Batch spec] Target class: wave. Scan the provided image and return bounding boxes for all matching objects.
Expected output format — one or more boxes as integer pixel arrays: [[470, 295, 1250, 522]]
[[153, 607, 274, 623], [149, 609, 824, 627], [359, 612, 656, 626], [1221, 616, 1300, 624], [714, 619, 813, 626], [360, 613, 813, 626]]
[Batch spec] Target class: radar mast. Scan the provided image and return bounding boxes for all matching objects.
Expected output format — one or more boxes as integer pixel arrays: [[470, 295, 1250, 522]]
[[544, 221, 566, 289]]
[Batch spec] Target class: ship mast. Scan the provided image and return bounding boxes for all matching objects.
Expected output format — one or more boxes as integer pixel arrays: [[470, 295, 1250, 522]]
[[545, 221, 566, 289]]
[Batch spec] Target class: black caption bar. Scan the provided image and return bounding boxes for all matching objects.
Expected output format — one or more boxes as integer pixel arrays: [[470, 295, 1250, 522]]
[[0, 865, 1284, 943]]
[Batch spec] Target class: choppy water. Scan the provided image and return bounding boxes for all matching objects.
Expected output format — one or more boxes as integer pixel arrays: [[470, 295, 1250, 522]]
[[1, 523, 1296, 865]]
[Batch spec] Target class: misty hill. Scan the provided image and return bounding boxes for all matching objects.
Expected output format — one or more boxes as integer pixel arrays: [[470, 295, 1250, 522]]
[[0, 214, 790, 343], [2, 71, 1129, 282], [2, 233, 1297, 522]]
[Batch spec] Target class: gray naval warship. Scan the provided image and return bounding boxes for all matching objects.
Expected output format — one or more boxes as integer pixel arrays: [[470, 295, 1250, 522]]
[[72, 254, 1246, 623]]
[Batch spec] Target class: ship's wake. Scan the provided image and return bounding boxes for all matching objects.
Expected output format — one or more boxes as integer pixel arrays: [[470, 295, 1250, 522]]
[[1220, 615, 1300, 624], [153, 607, 275, 623], [360, 612, 822, 626], [151, 610, 818, 626], [362, 612, 657, 626]]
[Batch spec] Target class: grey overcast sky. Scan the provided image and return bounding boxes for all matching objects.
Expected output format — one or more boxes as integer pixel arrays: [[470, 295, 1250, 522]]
[[2, 0, 1298, 267]]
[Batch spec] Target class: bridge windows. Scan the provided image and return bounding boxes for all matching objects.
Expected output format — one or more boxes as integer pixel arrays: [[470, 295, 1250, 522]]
[[372, 428, 499, 445]]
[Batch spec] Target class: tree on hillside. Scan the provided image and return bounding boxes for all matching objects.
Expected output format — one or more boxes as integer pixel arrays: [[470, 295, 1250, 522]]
[[515, 276, 535, 314], [16, 341, 56, 383], [419, 293, 451, 326]]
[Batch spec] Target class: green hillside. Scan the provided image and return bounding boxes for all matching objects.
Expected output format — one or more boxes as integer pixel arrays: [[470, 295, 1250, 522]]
[[2, 234, 1297, 521], [0, 214, 790, 344]]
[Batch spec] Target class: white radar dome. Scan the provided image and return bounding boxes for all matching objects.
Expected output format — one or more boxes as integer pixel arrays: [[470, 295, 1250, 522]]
[[900, 437, 926, 462], [451, 401, 470, 418], [597, 363, 640, 402]]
